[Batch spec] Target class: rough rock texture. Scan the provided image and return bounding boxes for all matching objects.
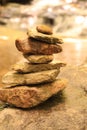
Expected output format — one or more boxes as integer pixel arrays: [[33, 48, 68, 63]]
[[27, 28, 63, 44], [0, 79, 66, 108], [12, 60, 65, 73], [0, 64, 87, 130], [2, 69, 60, 87], [15, 38, 62, 55], [24, 54, 53, 63], [36, 25, 53, 35]]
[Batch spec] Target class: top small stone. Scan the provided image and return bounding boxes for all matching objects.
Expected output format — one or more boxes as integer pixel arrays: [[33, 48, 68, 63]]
[[36, 25, 53, 35]]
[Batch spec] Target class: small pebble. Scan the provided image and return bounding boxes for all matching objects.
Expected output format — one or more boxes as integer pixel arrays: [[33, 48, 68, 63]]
[[36, 25, 53, 35]]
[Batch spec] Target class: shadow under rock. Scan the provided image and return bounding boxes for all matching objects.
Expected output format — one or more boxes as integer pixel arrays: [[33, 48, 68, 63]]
[[28, 90, 65, 111]]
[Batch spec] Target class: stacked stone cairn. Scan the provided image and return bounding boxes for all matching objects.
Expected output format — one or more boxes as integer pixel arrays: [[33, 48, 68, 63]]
[[0, 25, 66, 108]]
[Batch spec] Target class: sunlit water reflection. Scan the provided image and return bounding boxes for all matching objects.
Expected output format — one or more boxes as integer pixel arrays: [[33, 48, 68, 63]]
[[55, 38, 87, 65]]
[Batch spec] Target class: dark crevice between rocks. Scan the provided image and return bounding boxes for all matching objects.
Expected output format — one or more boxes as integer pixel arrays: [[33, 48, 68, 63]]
[[83, 88, 87, 95], [23, 90, 66, 111], [0, 101, 9, 110], [39, 91, 65, 110], [4, 80, 60, 89]]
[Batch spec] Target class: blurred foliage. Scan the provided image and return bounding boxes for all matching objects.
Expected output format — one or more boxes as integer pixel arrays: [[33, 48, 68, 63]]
[[0, 0, 32, 5]]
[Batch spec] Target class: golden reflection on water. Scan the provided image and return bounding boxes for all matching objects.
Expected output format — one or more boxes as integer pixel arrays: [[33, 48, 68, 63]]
[[55, 38, 87, 65]]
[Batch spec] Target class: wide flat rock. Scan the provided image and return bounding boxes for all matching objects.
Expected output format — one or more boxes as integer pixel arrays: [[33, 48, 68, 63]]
[[2, 69, 59, 87], [15, 38, 62, 55], [0, 63, 87, 130], [12, 60, 65, 73], [27, 28, 63, 44], [0, 79, 66, 108], [24, 54, 53, 64]]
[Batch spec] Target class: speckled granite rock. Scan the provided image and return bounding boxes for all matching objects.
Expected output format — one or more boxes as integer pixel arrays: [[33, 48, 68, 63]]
[[23, 54, 53, 64], [15, 38, 62, 55], [2, 69, 60, 87], [12, 60, 65, 73], [0, 79, 66, 108], [27, 28, 63, 44]]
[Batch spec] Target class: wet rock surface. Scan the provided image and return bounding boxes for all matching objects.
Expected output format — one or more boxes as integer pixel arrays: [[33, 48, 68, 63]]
[[0, 79, 66, 108], [0, 63, 87, 130]]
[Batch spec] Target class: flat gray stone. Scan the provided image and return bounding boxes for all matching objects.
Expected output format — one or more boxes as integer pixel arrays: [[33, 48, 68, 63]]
[[12, 60, 65, 73], [24, 54, 53, 63], [0, 79, 66, 108], [2, 69, 60, 87], [27, 28, 63, 44]]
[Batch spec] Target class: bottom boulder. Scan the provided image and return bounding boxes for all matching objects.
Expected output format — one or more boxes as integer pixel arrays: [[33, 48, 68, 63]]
[[0, 79, 66, 108]]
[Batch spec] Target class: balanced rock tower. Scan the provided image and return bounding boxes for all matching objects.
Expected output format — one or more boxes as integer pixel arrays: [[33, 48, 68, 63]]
[[0, 25, 66, 108]]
